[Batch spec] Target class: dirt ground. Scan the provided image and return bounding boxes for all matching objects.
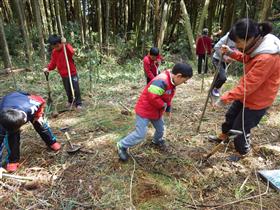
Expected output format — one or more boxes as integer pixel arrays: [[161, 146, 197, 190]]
[[0, 73, 280, 210]]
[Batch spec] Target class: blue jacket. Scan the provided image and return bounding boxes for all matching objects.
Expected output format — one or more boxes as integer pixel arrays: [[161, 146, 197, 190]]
[[0, 91, 45, 122]]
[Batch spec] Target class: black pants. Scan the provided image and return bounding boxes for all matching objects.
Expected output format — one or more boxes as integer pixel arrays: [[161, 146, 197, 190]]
[[62, 75, 82, 106], [212, 57, 227, 89], [221, 101, 267, 154], [197, 54, 208, 74], [0, 121, 56, 163]]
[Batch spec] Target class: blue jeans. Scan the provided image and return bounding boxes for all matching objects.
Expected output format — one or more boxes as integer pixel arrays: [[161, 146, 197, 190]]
[[119, 115, 164, 148]]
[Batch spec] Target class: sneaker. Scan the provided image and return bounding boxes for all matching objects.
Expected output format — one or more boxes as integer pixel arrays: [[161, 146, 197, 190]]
[[227, 150, 251, 162], [117, 142, 129, 161], [208, 133, 228, 143], [50, 142, 61, 151], [211, 88, 220, 97], [152, 140, 168, 151], [6, 162, 20, 172], [76, 105, 83, 110], [65, 102, 72, 108]]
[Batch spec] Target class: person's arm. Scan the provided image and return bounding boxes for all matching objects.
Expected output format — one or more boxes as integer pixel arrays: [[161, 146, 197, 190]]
[[221, 56, 275, 104], [207, 37, 212, 55], [143, 57, 155, 80], [147, 79, 167, 109], [29, 95, 46, 121], [47, 52, 57, 71], [65, 43, 75, 58], [214, 33, 230, 58]]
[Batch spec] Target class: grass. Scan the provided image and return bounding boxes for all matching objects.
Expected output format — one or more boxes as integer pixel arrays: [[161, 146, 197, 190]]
[[0, 52, 280, 209]]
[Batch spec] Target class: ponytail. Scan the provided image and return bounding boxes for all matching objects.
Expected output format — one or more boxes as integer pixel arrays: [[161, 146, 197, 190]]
[[258, 22, 272, 37]]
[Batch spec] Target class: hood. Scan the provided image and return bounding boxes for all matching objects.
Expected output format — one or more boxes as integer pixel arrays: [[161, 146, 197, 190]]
[[251, 34, 280, 57]]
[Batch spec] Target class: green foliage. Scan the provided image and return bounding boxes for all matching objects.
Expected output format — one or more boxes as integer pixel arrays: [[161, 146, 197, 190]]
[[234, 184, 255, 199]]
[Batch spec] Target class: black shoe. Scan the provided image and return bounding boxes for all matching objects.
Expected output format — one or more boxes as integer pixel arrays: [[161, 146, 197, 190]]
[[152, 140, 168, 151], [117, 143, 129, 161]]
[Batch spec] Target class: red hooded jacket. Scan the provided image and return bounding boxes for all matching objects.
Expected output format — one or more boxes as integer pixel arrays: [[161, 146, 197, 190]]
[[196, 35, 212, 55], [143, 54, 164, 80], [47, 43, 77, 78], [135, 70, 175, 120]]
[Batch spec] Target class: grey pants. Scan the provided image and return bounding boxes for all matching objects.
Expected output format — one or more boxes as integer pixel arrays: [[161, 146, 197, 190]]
[[119, 115, 164, 148]]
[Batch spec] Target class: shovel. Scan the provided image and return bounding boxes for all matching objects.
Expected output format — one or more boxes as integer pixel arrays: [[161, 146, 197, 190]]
[[203, 129, 243, 161], [44, 72, 53, 105], [60, 127, 81, 154]]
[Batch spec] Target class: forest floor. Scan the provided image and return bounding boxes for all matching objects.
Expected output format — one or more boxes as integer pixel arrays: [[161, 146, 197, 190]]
[[0, 61, 280, 210]]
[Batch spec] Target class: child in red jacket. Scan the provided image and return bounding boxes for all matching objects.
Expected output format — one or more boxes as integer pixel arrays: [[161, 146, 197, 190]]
[[0, 91, 61, 172], [143, 47, 164, 84], [117, 63, 193, 161], [43, 35, 82, 109], [196, 28, 212, 74]]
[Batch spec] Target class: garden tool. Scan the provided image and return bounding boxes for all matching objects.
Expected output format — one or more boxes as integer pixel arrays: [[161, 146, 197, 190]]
[[44, 72, 53, 105], [56, 7, 75, 109], [203, 129, 243, 161], [60, 127, 81, 154]]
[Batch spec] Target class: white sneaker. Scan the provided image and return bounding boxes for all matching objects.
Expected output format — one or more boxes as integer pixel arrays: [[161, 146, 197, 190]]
[[212, 88, 220, 97]]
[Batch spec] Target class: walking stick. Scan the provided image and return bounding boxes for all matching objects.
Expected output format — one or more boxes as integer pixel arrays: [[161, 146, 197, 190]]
[[55, 3, 75, 109], [196, 37, 230, 133]]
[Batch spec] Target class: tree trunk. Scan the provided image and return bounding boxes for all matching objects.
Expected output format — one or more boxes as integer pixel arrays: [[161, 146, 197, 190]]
[[124, 0, 128, 41], [97, 0, 103, 50], [105, 0, 109, 53], [74, 0, 85, 44], [31, 0, 46, 63], [0, 14, 12, 69], [43, 0, 52, 34], [134, 0, 143, 48], [48, 0, 57, 33], [157, 2, 170, 50], [59, 0, 67, 26], [142, 0, 150, 54], [221, 0, 235, 35], [259, 0, 273, 21], [168, 1, 180, 43], [82, 0, 87, 42], [207, 0, 218, 35], [197, 0, 210, 36], [12, 0, 33, 66], [180, 0, 196, 61], [153, 0, 160, 46]]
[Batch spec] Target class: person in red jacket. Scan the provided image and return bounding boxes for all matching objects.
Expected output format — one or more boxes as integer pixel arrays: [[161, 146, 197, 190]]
[[196, 28, 212, 74], [143, 47, 164, 84], [117, 63, 193, 161], [0, 91, 61, 172], [43, 35, 82, 109], [213, 19, 280, 161]]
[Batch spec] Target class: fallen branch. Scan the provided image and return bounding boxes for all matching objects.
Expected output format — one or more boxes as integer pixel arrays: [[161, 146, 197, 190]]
[[1, 173, 35, 181], [212, 180, 270, 209], [1, 68, 31, 75]]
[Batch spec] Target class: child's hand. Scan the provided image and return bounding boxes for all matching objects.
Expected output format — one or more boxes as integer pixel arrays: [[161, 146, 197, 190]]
[[61, 37, 66, 43], [43, 67, 48, 72], [214, 98, 226, 108]]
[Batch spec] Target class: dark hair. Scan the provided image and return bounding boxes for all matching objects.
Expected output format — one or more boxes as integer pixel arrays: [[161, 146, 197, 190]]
[[149, 47, 159, 56], [229, 18, 272, 41], [0, 109, 26, 132], [48, 34, 61, 45], [172, 63, 193, 78]]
